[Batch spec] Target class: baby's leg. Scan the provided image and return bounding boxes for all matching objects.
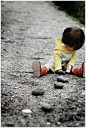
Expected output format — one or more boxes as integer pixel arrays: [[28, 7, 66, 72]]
[[32, 61, 49, 77], [32, 57, 54, 77]]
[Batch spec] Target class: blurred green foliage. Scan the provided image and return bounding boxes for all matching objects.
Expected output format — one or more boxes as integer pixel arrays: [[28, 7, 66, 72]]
[[53, 1, 85, 25]]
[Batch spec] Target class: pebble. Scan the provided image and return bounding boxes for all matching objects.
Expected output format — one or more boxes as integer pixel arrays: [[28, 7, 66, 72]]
[[22, 109, 32, 114], [10, 41, 13, 43], [74, 122, 79, 127], [57, 70, 65, 75], [46, 122, 51, 125], [1, 36, 4, 39], [54, 82, 64, 89], [75, 115, 81, 120], [67, 121, 73, 127], [6, 121, 14, 127], [42, 103, 52, 111], [13, 87, 19, 89], [57, 122, 61, 125], [12, 90, 18, 94], [57, 76, 69, 82], [32, 88, 44, 96]]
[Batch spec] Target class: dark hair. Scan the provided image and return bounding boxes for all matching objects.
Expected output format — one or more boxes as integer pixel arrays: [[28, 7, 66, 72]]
[[62, 27, 85, 50]]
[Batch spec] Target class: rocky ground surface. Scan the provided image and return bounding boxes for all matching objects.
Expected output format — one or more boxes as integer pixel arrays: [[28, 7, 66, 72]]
[[1, 1, 85, 127]]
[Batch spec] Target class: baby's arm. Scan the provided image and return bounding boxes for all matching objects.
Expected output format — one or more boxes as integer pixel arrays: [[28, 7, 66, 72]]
[[66, 51, 76, 73], [68, 51, 77, 67], [54, 52, 65, 75], [54, 50, 62, 72]]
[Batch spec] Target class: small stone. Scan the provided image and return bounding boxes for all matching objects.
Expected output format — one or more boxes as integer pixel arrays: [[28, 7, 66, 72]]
[[7, 38, 10, 41], [12, 90, 18, 94], [46, 122, 51, 125], [67, 121, 73, 127], [54, 82, 64, 89], [32, 88, 44, 96], [13, 87, 19, 89], [42, 103, 52, 111], [57, 70, 65, 75], [1, 37, 4, 39], [24, 42, 28, 43], [75, 122, 79, 127], [6, 121, 14, 127], [10, 41, 13, 43], [57, 122, 61, 125], [22, 109, 32, 114], [57, 76, 69, 82], [72, 112, 77, 115], [75, 115, 81, 120]]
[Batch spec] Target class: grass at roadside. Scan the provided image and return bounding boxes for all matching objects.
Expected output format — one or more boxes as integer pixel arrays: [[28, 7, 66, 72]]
[[53, 1, 85, 25]]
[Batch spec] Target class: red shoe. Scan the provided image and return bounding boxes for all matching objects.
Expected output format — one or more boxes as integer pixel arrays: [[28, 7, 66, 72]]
[[73, 62, 85, 77], [32, 61, 48, 77], [41, 66, 48, 75]]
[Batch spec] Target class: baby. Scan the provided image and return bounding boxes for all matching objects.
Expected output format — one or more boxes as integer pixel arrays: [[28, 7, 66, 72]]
[[32, 27, 85, 77]]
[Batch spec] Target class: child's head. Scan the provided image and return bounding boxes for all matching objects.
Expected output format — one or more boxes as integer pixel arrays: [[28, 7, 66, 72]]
[[62, 27, 85, 50]]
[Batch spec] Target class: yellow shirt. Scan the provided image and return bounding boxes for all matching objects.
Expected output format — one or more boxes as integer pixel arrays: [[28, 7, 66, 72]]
[[54, 38, 76, 71]]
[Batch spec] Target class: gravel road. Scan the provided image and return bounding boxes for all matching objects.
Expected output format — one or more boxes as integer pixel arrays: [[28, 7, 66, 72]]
[[1, 1, 85, 127]]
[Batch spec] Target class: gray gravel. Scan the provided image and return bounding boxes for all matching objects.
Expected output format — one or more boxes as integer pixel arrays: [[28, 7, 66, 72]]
[[1, 1, 85, 127]]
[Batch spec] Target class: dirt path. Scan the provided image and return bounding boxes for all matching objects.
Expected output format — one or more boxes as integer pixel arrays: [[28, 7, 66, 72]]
[[1, 1, 85, 127]]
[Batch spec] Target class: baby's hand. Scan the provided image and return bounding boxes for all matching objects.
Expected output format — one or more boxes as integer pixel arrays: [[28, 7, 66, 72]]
[[66, 65, 72, 73]]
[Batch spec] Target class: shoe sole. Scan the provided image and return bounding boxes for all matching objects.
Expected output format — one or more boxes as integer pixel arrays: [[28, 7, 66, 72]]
[[83, 62, 85, 77], [32, 61, 41, 77]]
